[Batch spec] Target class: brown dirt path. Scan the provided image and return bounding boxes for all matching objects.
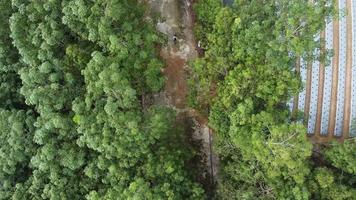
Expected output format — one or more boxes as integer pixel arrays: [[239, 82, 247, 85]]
[[327, 0, 340, 138], [342, 0, 353, 139], [315, 31, 326, 137], [146, 0, 217, 190], [160, 52, 188, 108], [304, 62, 312, 127]]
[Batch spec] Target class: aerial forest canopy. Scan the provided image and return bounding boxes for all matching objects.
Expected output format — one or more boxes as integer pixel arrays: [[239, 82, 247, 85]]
[[191, 0, 356, 199], [0, 0, 204, 199], [1, 0, 356, 199]]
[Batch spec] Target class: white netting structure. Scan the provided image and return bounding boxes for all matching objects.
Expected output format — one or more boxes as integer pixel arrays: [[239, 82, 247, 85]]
[[321, 21, 334, 135], [335, 0, 347, 136], [298, 59, 307, 113], [308, 55, 320, 134], [351, 0, 356, 137], [289, 0, 356, 138]]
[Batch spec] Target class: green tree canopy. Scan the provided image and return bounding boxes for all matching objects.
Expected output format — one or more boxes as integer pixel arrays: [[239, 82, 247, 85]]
[[191, 0, 355, 199], [1, 0, 205, 199]]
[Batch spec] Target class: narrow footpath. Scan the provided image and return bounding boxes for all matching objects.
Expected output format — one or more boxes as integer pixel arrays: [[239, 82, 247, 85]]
[[146, 0, 218, 191]]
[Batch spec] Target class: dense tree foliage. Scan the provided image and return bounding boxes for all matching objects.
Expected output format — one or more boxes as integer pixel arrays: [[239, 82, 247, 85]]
[[0, 0, 24, 109], [324, 139, 356, 175], [0, 109, 35, 200], [192, 0, 356, 199], [0, 0, 204, 199], [2, 0, 355, 199]]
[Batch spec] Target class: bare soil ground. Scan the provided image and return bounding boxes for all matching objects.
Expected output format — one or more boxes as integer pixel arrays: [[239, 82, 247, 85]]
[[304, 62, 313, 126], [146, 0, 218, 190], [160, 53, 187, 108]]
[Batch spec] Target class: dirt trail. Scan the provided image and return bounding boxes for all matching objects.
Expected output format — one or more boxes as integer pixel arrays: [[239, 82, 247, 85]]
[[304, 62, 312, 126], [342, 0, 352, 139], [146, 0, 217, 189]]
